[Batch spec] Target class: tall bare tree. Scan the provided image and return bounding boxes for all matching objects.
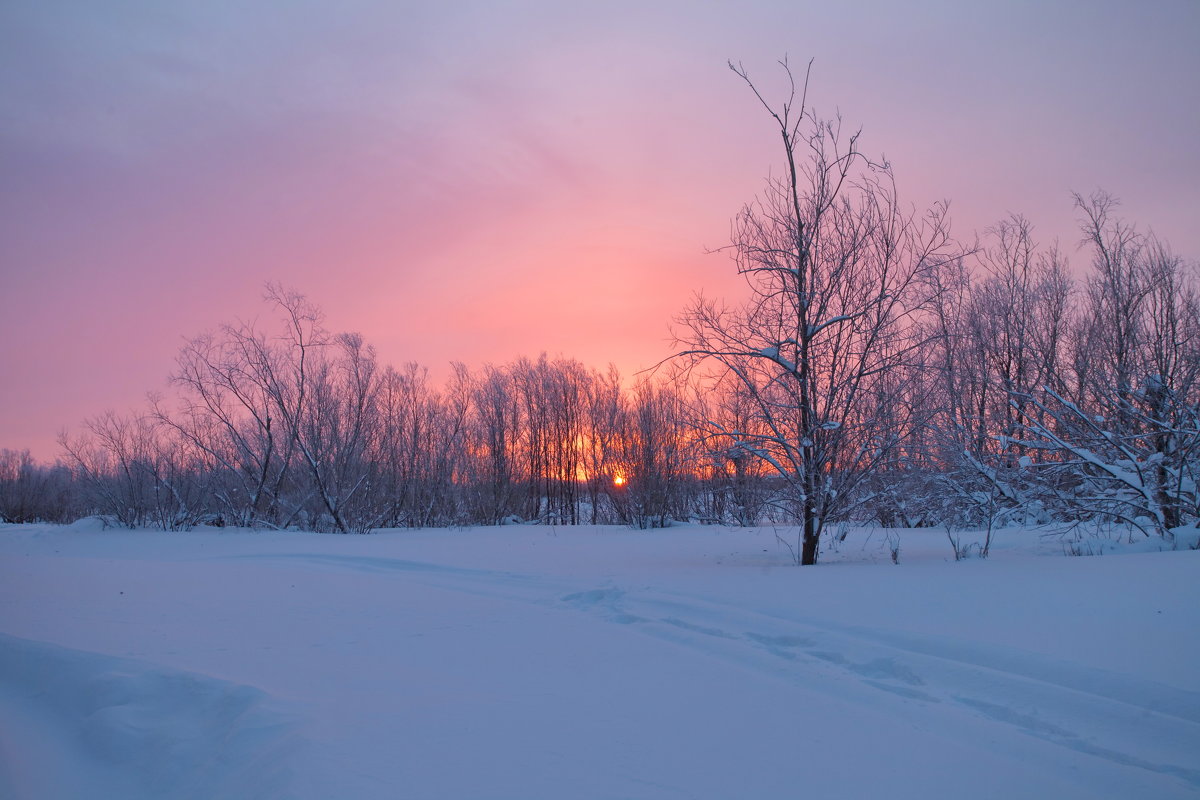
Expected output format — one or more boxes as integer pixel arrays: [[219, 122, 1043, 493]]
[[676, 59, 957, 563]]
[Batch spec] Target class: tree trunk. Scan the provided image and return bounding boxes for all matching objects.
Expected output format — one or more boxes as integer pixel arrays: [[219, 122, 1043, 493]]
[[801, 506, 819, 565]]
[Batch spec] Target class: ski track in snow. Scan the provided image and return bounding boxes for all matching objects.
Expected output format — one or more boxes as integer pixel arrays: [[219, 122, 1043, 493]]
[[224, 550, 1200, 793], [558, 584, 1200, 790]]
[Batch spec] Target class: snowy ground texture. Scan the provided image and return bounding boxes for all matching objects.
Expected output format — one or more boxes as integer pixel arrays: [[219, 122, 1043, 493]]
[[1, 520, 1198, 799]]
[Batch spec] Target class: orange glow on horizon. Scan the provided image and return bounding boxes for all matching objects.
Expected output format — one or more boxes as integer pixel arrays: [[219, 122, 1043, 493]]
[[613, 475, 627, 487]]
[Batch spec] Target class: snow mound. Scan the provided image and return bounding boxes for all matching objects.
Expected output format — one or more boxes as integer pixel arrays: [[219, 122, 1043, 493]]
[[0, 633, 301, 800]]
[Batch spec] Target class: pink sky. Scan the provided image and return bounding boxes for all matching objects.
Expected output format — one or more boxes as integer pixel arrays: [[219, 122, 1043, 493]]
[[2, 0, 1198, 461]]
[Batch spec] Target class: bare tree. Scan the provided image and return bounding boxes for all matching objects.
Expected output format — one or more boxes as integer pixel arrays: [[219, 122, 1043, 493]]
[[546, 359, 588, 524], [1072, 191, 1152, 423], [581, 366, 625, 524], [373, 363, 452, 527], [298, 331, 382, 532], [675, 59, 957, 563], [0, 449, 76, 524], [688, 374, 772, 526], [924, 218, 1071, 529], [613, 381, 692, 529], [1011, 196, 1200, 537], [59, 410, 203, 530], [469, 363, 523, 524], [158, 324, 290, 528]]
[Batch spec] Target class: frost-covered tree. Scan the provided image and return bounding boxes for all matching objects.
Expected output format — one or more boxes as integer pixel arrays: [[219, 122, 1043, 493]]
[[1012, 196, 1200, 536], [59, 410, 204, 530], [676, 60, 957, 563], [924, 216, 1071, 528], [159, 320, 293, 529]]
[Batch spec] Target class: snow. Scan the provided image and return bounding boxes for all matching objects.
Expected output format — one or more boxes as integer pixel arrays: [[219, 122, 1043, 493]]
[[2, 520, 1198, 799], [756, 344, 797, 373]]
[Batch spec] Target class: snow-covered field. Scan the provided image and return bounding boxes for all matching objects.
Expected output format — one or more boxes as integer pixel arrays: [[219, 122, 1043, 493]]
[[1, 520, 1197, 799]]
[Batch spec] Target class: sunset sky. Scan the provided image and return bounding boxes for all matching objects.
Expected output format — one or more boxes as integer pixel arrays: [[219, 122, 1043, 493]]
[[3, 0, 1198, 460]]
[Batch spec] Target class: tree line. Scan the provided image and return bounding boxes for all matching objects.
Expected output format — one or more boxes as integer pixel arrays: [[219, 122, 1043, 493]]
[[3, 61, 1196, 561], [15, 289, 704, 532]]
